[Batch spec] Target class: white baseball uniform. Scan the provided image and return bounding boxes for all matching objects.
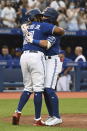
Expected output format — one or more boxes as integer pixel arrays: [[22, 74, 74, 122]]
[[56, 74, 71, 91], [45, 56, 62, 89], [56, 58, 72, 91], [20, 51, 45, 92]]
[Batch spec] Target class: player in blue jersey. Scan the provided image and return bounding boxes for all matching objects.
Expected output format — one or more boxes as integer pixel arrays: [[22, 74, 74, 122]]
[[56, 50, 73, 91], [12, 8, 64, 126], [26, 8, 64, 126]]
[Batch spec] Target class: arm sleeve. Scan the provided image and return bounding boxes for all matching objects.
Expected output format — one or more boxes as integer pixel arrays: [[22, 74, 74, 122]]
[[47, 36, 56, 46], [31, 35, 56, 47], [41, 22, 55, 35]]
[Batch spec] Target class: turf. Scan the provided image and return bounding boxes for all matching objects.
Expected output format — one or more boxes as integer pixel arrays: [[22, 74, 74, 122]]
[[0, 98, 87, 131]]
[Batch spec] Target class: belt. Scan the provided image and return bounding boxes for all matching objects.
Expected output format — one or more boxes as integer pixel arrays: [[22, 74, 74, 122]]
[[46, 55, 59, 59], [47, 56, 51, 59], [24, 50, 38, 53]]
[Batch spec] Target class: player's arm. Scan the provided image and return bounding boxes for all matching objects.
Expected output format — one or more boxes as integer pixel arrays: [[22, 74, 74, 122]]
[[39, 40, 51, 49], [42, 23, 65, 36], [21, 23, 57, 49], [26, 35, 56, 49], [63, 67, 73, 75], [53, 26, 65, 35]]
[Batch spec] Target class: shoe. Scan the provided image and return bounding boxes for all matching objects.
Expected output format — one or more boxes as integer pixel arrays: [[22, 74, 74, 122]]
[[12, 112, 21, 125], [45, 116, 62, 126], [45, 116, 53, 125], [33, 119, 45, 126]]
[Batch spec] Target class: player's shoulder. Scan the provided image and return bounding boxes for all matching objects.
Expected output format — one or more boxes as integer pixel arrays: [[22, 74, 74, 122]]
[[31, 21, 42, 27], [77, 55, 86, 61], [41, 22, 54, 27], [79, 55, 86, 59]]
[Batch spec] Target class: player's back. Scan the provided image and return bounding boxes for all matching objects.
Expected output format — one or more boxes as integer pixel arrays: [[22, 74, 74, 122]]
[[23, 21, 54, 54]]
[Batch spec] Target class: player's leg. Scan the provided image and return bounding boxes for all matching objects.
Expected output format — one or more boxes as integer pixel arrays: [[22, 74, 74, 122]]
[[45, 57, 62, 125], [66, 75, 71, 91], [56, 77, 63, 91], [43, 90, 53, 117], [43, 58, 55, 118], [60, 76, 69, 91], [29, 52, 46, 125], [45, 58, 60, 118], [12, 52, 32, 125]]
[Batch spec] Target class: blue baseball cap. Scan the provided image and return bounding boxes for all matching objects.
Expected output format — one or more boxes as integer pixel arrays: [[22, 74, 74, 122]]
[[59, 50, 65, 55]]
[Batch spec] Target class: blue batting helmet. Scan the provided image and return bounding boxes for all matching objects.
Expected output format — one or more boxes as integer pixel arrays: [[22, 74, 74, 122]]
[[26, 8, 42, 21], [42, 7, 59, 23]]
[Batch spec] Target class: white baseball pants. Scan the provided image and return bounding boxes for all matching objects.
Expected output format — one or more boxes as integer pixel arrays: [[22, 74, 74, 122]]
[[56, 75, 71, 91], [20, 51, 46, 92], [45, 55, 62, 89]]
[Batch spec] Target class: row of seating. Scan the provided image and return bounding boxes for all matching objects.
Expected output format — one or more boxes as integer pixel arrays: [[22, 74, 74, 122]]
[[0, 60, 87, 68], [0, 67, 87, 92], [0, 60, 20, 68]]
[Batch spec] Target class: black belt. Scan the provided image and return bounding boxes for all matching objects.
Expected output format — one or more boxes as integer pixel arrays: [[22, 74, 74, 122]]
[[29, 50, 38, 53], [46, 56, 52, 59], [46, 55, 59, 59], [48, 56, 51, 59]]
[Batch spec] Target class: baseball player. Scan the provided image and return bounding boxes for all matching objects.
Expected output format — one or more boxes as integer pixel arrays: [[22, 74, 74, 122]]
[[12, 8, 64, 126], [26, 8, 64, 126], [56, 50, 73, 91]]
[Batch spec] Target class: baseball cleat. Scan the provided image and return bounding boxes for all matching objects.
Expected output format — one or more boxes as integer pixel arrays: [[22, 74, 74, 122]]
[[33, 119, 46, 126], [12, 112, 21, 125], [45, 116, 53, 125], [45, 116, 62, 126]]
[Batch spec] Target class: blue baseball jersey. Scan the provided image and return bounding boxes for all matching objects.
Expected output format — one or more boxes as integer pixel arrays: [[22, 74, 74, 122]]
[[22, 21, 55, 54], [60, 58, 73, 75], [46, 35, 61, 56]]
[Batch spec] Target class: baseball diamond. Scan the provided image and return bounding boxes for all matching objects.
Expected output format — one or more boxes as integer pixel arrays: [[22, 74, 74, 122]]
[[0, 92, 87, 131]]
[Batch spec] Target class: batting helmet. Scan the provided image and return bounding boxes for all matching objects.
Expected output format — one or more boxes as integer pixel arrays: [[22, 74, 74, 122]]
[[26, 8, 42, 21], [42, 7, 59, 23]]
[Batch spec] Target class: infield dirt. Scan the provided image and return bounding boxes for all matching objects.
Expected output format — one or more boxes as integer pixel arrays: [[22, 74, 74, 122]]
[[3, 114, 87, 129]]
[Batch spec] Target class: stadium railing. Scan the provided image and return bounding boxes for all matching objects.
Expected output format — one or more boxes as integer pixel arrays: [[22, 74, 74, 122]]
[[0, 61, 87, 92]]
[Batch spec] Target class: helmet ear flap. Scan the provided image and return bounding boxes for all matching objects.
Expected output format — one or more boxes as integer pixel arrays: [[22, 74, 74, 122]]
[[25, 8, 42, 22]]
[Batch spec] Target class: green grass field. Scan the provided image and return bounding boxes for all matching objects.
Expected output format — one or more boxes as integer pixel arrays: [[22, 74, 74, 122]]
[[0, 98, 87, 131]]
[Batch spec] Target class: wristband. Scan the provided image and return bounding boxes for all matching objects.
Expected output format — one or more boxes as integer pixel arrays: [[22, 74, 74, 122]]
[[33, 39, 40, 45]]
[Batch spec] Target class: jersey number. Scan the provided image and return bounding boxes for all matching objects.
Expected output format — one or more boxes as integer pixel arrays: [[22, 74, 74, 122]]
[[29, 31, 34, 38]]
